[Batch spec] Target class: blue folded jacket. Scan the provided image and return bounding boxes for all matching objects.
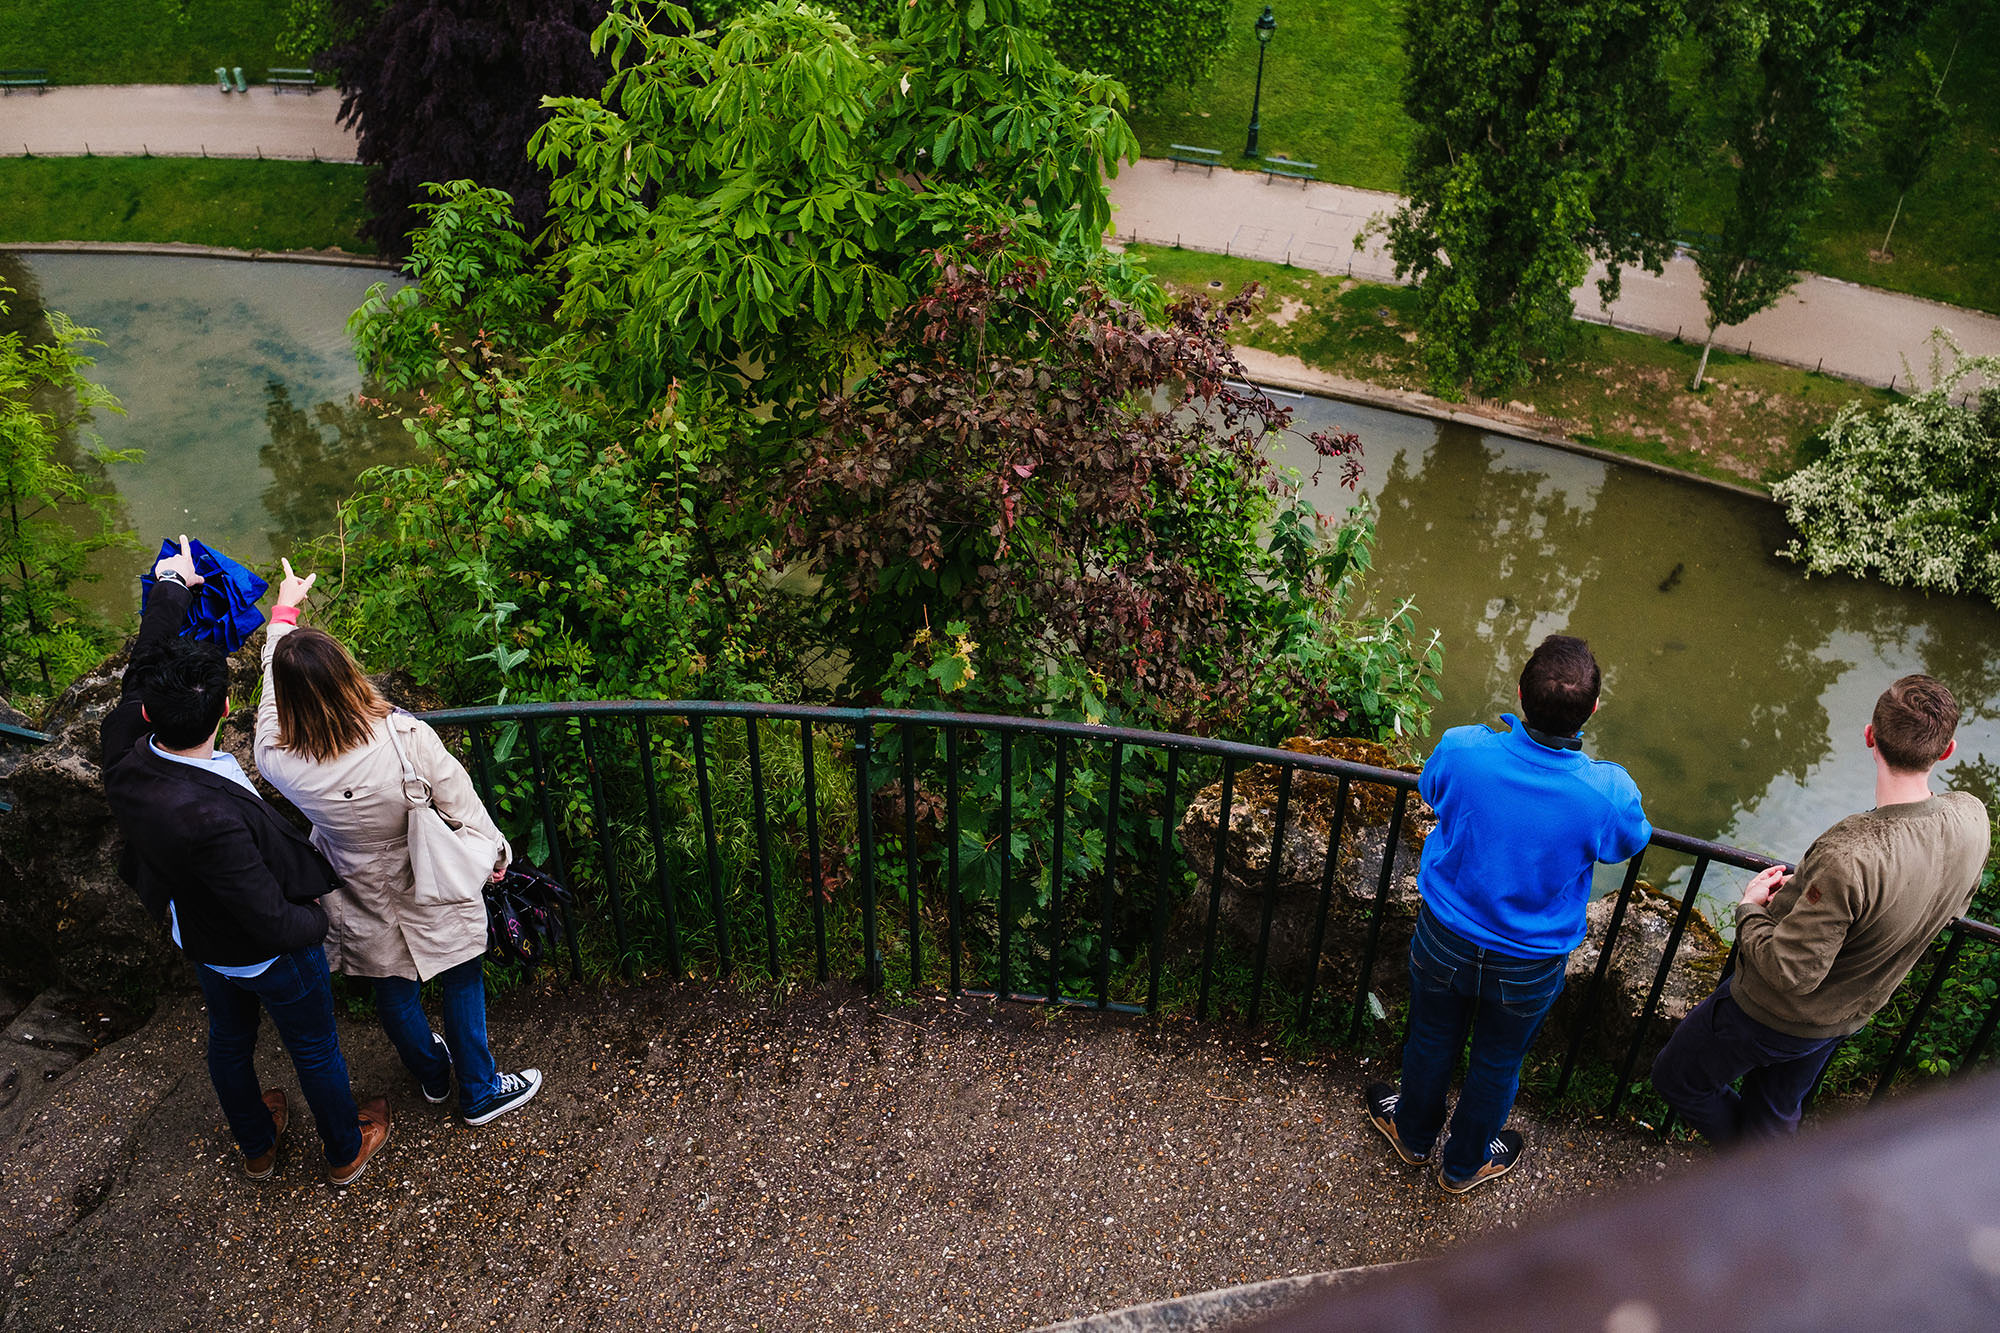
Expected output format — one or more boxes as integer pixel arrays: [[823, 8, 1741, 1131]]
[[138, 538, 271, 654]]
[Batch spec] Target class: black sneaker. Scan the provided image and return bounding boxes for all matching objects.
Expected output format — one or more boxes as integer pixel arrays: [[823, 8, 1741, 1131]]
[[1438, 1129, 1525, 1193], [421, 1032, 453, 1105], [464, 1069, 543, 1127], [1363, 1082, 1429, 1165]]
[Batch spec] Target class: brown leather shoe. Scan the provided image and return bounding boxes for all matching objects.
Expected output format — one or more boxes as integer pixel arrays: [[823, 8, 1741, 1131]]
[[325, 1098, 392, 1187], [244, 1088, 289, 1180]]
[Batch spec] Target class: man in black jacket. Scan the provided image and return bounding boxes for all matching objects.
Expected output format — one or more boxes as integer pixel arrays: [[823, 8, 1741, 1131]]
[[102, 539, 390, 1185]]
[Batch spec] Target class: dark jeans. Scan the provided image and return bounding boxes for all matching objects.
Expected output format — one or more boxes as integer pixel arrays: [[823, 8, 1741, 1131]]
[[1650, 975, 1842, 1144], [195, 944, 363, 1166], [1395, 907, 1567, 1182], [371, 955, 502, 1111]]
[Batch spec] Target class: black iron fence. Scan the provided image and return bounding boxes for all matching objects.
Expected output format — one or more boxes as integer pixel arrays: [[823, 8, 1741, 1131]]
[[420, 699, 2000, 1117]]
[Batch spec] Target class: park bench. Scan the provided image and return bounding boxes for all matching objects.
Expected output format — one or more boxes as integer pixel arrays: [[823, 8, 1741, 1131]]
[[1262, 157, 1318, 185], [267, 67, 319, 94], [1168, 144, 1222, 175], [0, 69, 49, 95]]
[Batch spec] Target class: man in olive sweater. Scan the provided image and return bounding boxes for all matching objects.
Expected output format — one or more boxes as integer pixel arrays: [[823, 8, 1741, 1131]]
[[1652, 675, 1990, 1143]]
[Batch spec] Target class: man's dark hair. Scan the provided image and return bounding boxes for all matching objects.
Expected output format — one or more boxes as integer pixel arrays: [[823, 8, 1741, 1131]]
[[1872, 674, 1959, 773], [1519, 634, 1601, 736], [143, 638, 231, 749]]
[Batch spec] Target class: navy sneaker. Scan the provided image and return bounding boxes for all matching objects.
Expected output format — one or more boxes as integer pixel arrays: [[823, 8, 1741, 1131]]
[[464, 1069, 543, 1127], [1364, 1083, 1429, 1165], [421, 1032, 453, 1105], [1438, 1129, 1525, 1193]]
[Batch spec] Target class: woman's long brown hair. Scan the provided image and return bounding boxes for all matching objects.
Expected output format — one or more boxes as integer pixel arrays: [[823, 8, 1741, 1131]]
[[270, 626, 393, 762]]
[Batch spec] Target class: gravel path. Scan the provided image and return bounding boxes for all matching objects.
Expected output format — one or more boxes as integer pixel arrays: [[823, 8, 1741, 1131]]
[[2, 982, 1695, 1331]]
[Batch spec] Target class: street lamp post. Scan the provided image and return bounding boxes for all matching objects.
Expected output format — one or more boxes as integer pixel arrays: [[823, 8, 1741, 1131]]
[[1243, 5, 1278, 159]]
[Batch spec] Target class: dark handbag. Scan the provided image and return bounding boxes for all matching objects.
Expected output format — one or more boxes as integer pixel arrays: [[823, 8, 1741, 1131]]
[[484, 859, 574, 973]]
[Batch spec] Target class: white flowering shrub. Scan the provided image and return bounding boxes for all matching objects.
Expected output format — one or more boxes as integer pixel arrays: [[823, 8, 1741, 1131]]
[[1772, 347, 2000, 607]]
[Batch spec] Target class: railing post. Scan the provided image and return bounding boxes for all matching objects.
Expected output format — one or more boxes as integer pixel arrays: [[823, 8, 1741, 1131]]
[[1605, 856, 1711, 1118], [1097, 741, 1124, 1010], [1348, 787, 1409, 1044], [900, 719, 923, 991], [998, 732, 1014, 1001], [1247, 764, 1294, 1027], [1196, 759, 1238, 1021], [854, 725, 882, 991], [579, 718, 632, 976], [1872, 930, 1969, 1102], [634, 715, 684, 976], [1555, 854, 1647, 1099], [746, 719, 780, 978], [524, 720, 584, 982], [801, 719, 829, 983], [1147, 748, 1181, 1015], [692, 716, 732, 976], [1047, 735, 1070, 1005], [945, 726, 963, 996], [1297, 776, 1349, 1030]]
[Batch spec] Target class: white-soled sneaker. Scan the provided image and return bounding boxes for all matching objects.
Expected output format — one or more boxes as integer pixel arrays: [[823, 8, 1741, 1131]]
[[464, 1068, 543, 1127], [1438, 1129, 1525, 1193]]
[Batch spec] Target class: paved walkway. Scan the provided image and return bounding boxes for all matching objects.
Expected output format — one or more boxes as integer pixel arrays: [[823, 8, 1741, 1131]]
[[1, 983, 1692, 1331], [1110, 159, 2000, 389], [0, 84, 356, 162], [8, 85, 2000, 389]]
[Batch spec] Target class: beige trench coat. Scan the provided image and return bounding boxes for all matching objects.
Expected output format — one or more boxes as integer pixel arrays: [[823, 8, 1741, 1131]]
[[254, 621, 510, 981]]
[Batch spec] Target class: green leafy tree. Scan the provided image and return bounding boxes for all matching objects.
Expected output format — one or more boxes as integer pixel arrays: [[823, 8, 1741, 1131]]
[[1385, 0, 1687, 394], [1041, 0, 1229, 101], [0, 287, 134, 700], [1877, 47, 1955, 257], [1688, 0, 1933, 389], [1771, 341, 2000, 605]]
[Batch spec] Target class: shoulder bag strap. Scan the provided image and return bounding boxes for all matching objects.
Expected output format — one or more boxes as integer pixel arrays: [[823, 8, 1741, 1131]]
[[382, 711, 439, 812]]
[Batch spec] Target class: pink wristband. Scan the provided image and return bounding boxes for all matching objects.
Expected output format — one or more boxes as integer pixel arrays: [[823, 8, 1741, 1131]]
[[270, 605, 300, 626]]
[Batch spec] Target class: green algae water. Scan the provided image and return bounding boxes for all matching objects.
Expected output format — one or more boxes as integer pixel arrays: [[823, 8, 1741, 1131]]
[[1268, 391, 2000, 903], [1, 251, 415, 623], [6, 252, 1993, 904]]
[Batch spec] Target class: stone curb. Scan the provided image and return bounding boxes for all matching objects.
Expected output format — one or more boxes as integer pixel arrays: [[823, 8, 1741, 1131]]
[[0, 240, 395, 269], [1025, 1264, 1409, 1332], [1232, 347, 1778, 505]]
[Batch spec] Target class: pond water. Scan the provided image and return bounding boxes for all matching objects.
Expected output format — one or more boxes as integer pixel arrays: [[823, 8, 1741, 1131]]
[[1267, 391, 2000, 905], [0, 252, 415, 624], [4, 253, 1993, 908]]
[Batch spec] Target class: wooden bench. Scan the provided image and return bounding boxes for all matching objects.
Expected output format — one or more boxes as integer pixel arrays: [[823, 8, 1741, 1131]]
[[1262, 157, 1318, 185], [0, 69, 49, 95], [267, 67, 319, 94], [1168, 144, 1222, 175]]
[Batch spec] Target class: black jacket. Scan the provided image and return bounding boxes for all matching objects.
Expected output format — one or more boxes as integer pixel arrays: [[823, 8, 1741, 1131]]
[[100, 581, 339, 966]]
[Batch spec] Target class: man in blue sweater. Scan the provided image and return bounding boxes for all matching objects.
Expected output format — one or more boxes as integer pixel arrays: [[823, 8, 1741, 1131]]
[[1366, 635, 1651, 1192]]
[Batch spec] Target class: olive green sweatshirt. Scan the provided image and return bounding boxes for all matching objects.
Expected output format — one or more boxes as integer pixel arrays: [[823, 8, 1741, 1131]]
[[1732, 792, 1991, 1040]]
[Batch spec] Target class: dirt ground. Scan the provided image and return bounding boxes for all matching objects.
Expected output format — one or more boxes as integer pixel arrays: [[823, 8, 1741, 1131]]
[[0, 981, 1697, 1332]]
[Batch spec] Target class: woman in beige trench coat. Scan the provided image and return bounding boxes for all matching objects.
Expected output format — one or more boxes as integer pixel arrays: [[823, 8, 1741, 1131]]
[[253, 561, 543, 1126]]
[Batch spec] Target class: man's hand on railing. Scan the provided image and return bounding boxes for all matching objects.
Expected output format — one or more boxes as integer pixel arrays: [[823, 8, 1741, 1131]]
[[1741, 863, 1792, 907]]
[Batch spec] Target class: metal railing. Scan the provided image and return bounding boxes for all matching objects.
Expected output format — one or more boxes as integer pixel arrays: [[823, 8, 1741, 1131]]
[[417, 699, 2000, 1115]]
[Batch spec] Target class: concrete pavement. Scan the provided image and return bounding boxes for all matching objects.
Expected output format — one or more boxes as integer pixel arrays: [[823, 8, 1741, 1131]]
[[0, 83, 357, 162], [1108, 157, 2000, 389], [8, 84, 1999, 389]]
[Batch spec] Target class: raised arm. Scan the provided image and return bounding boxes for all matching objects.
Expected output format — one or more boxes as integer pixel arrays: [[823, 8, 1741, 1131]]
[[254, 558, 317, 765], [101, 537, 205, 771]]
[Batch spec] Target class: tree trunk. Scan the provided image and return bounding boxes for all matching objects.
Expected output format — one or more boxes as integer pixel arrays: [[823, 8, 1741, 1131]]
[[1881, 193, 1906, 257], [1690, 324, 1720, 392]]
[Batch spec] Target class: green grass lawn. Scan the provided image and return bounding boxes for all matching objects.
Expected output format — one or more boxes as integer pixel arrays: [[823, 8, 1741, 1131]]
[[0, 158, 372, 253], [1133, 244, 1895, 487], [1123, 0, 2000, 313], [0, 0, 292, 85]]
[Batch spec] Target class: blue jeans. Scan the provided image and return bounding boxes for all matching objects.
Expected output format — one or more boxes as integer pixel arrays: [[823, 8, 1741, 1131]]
[[1650, 975, 1842, 1144], [1394, 907, 1567, 1182], [370, 955, 501, 1111], [195, 944, 363, 1166]]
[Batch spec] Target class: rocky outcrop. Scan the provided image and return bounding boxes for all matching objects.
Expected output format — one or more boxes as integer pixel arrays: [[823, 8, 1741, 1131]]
[[1547, 882, 1730, 1069], [1174, 737, 1435, 1005], [1175, 735, 1729, 1051]]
